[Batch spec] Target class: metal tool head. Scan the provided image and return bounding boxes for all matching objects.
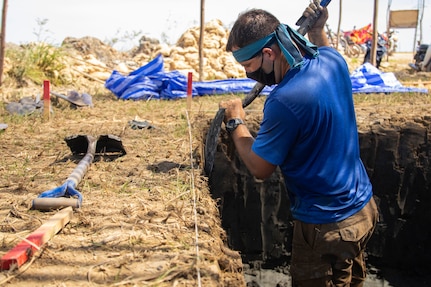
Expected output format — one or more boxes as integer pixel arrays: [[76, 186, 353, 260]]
[[65, 134, 126, 156]]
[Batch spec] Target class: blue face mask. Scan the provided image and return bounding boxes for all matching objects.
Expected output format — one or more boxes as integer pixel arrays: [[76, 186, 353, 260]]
[[246, 54, 276, 85]]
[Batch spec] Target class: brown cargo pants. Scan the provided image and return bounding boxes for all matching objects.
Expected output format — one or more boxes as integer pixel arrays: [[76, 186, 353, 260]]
[[290, 196, 379, 287]]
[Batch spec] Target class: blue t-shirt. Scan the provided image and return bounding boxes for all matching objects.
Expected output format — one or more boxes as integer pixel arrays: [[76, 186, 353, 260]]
[[252, 46, 372, 224]]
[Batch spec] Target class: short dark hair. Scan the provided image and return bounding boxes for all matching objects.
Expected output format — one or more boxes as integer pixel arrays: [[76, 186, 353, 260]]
[[226, 9, 280, 52]]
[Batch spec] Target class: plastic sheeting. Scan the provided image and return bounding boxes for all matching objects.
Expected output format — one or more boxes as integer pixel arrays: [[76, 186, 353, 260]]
[[105, 54, 194, 100], [105, 54, 428, 101], [351, 63, 428, 94], [105, 54, 272, 100]]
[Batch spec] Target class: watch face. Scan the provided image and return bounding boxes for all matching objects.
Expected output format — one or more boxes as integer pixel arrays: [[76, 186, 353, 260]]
[[226, 119, 236, 129], [226, 118, 243, 132]]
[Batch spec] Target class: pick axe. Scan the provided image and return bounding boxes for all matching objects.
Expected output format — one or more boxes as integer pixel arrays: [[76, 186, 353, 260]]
[[204, 0, 332, 175]]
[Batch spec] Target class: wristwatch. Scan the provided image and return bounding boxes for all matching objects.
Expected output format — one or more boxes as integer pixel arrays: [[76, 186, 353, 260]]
[[225, 118, 244, 133]]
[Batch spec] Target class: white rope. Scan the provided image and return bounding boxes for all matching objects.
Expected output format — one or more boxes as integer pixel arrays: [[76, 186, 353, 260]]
[[185, 109, 202, 287]]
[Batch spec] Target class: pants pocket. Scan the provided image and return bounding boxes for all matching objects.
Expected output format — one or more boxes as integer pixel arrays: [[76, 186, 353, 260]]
[[339, 219, 373, 242]]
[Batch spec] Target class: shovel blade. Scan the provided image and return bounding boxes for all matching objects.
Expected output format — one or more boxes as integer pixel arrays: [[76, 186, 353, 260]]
[[65, 134, 126, 156], [65, 135, 90, 155], [96, 134, 126, 155]]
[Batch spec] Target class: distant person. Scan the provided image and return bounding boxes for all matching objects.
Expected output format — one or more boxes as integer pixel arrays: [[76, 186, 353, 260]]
[[219, 0, 378, 286], [410, 43, 431, 72], [363, 34, 387, 69], [422, 45, 431, 71]]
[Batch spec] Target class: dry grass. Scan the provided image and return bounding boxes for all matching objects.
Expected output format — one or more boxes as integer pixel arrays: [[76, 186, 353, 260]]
[[0, 87, 245, 286], [0, 52, 430, 286]]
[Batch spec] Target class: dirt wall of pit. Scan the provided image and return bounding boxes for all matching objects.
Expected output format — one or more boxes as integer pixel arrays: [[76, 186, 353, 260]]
[[209, 111, 431, 274]]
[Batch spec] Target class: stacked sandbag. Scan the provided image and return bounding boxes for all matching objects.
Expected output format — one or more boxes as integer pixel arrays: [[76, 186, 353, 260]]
[[61, 37, 130, 84], [61, 53, 113, 84], [59, 20, 246, 83], [146, 19, 246, 80]]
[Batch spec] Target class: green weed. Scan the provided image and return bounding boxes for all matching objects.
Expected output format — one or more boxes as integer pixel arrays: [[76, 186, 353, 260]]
[[6, 43, 66, 87]]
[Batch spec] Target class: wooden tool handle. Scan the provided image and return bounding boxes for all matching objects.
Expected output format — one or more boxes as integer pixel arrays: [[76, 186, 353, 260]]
[[32, 198, 80, 211]]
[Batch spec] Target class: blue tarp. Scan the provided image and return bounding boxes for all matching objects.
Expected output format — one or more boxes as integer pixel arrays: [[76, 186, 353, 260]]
[[105, 54, 273, 100], [350, 63, 428, 94], [105, 54, 428, 100]]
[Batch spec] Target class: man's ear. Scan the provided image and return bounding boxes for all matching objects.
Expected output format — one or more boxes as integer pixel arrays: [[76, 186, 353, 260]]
[[262, 46, 277, 61]]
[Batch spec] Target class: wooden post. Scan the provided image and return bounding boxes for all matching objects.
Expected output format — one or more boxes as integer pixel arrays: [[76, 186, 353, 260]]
[[0, 0, 9, 86], [43, 80, 50, 120], [371, 0, 379, 66], [199, 0, 205, 81], [336, 0, 342, 51]]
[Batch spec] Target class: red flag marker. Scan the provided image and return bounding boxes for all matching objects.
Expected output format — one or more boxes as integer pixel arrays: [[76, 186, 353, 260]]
[[187, 72, 192, 111], [43, 80, 50, 120]]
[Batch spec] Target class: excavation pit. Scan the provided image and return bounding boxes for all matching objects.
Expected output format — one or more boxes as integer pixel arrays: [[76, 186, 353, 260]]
[[206, 111, 431, 286]]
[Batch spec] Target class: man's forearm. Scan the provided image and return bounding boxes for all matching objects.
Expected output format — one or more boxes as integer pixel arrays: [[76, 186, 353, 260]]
[[308, 29, 329, 47], [230, 125, 277, 179], [230, 125, 255, 169]]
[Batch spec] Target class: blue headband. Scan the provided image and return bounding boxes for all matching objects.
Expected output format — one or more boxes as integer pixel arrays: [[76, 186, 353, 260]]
[[232, 24, 319, 69]]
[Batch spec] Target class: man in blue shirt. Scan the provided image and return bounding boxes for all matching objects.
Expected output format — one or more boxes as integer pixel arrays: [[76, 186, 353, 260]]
[[220, 1, 378, 286]]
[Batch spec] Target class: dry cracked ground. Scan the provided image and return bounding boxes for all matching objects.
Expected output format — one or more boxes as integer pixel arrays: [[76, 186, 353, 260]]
[[0, 51, 430, 287]]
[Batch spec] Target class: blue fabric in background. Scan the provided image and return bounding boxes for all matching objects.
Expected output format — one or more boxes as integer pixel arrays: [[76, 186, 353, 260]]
[[350, 63, 428, 94], [105, 54, 428, 101]]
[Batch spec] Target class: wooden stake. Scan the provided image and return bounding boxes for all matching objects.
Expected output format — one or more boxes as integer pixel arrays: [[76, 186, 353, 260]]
[[0, 206, 73, 270], [43, 80, 50, 120]]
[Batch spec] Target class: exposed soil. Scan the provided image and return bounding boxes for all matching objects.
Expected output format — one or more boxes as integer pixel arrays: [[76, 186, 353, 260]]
[[0, 48, 430, 287], [210, 53, 431, 286], [212, 93, 431, 287]]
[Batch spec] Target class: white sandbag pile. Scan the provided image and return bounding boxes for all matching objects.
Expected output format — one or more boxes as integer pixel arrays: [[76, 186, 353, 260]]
[[65, 19, 246, 82], [28, 19, 246, 85], [162, 19, 246, 80]]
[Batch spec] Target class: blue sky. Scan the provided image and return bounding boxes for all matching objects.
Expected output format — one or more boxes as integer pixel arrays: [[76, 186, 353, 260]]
[[5, 0, 430, 52]]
